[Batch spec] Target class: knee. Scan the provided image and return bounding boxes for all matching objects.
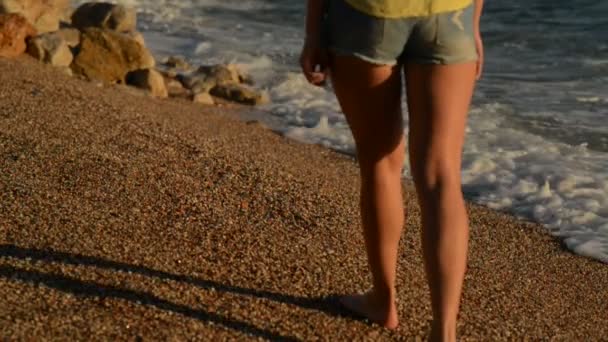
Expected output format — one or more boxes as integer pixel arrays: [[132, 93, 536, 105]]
[[358, 143, 405, 178], [411, 157, 461, 201]]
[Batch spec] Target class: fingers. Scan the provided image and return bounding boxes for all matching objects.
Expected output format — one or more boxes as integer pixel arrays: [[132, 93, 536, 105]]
[[300, 49, 329, 86], [475, 37, 484, 80], [311, 58, 330, 86], [300, 58, 315, 83], [303, 63, 328, 86], [476, 49, 484, 80], [310, 71, 328, 86], [476, 59, 483, 80], [318, 51, 330, 82]]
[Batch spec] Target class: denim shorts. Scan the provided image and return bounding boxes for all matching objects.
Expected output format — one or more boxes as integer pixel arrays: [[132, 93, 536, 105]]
[[323, 0, 478, 65]]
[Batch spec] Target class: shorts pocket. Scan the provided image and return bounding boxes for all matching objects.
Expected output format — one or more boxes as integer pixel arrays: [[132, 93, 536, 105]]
[[325, 0, 386, 60], [433, 5, 478, 63]]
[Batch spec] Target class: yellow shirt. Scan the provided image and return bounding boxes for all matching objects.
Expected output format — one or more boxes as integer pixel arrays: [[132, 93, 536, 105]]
[[343, 0, 473, 18]]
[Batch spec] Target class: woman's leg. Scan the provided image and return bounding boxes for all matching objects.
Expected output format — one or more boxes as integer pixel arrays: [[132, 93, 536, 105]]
[[404, 62, 476, 341], [330, 55, 405, 329]]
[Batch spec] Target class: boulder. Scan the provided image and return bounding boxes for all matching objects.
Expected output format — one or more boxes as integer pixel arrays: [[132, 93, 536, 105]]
[[165, 77, 190, 99], [54, 28, 80, 47], [0, 13, 35, 58], [176, 74, 216, 94], [164, 55, 191, 71], [27, 32, 73, 67], [124, 30, 145, 47], [197, 64, 241, 85], [126, 69, 168, 98], [160, 68, 177, 79], [58, 66, 72, 76], [192, 92, 215, 105], [172, 64, 253, 96], [199, 63, 253, 85], [71, 28, 155, 83], [62, 6, 74, 24], [175, 74, 198, 89], [210, 83, 269, 106], [239, 72, 254, 85], [0, 0, 69, 33], [71, 2, 136, 33]]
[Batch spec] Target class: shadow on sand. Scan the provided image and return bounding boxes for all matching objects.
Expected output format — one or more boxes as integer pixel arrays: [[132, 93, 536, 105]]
[[0, 244, 357, 340]]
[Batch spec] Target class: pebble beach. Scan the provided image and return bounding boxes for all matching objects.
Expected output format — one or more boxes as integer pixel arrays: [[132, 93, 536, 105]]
[[1, 57, 607, 340]]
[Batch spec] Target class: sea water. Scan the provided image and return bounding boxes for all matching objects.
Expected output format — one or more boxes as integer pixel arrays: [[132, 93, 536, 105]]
[[72, 0, 608, 263]]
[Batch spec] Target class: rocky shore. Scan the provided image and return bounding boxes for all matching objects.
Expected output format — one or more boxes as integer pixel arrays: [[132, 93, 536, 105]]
[[0, 0, 268, 106]]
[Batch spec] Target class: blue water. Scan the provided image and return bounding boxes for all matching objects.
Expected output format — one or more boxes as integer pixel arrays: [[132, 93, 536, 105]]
[[480, 1, 608, 151]]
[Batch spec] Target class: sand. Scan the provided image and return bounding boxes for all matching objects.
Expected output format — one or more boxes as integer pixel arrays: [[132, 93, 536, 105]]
[[0, 57, 607, 341]]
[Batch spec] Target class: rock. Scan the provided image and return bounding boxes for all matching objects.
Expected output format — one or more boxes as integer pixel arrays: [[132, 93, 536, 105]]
[[176, 64, 259, 100], [165, 77, 181, 89], [229, 65, 254, 85], [35, 2, 69, 33], [159, 68, 177, 79], [54, 28, 80, 47], [176, 74, 216, 94], [164, 55, 190, 70], [26, 29, 79, 62], [0, 13, 35, 58], [0, 0, 69, 33], [58, 66, 72, 76], [124, 30, 145, 47], [61, 7, 73, 24], [173, 64, 255, 98], [197, 64, 240, 85], [27, 32, 73, 67], [126, 69, 168, 98], [192, 92, 215, 105], [175, 74, 197, 89], [165, 77, 190, 99], [71, 28, 155, 84], [198, 63, 254, 85], [240, 73, 255, 85], [210, 83, 270, 106], [71, 2, 136, 33]]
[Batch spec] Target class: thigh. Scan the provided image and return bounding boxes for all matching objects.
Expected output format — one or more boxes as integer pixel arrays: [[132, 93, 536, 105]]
[[405, 63, 476, 178], [330, 54, 403, 161]]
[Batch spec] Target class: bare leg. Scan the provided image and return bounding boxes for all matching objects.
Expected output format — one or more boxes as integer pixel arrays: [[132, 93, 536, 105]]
[[405, 62, 476, 341], [330, 55, 405, 329]]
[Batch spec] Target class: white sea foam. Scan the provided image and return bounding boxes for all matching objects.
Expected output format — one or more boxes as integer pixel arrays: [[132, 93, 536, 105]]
[[584, 58, 608, 66], [460, 105, 608, 263], [273, 78, 608, 263]]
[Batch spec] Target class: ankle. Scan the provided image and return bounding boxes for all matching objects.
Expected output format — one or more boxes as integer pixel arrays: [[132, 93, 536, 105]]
[[430, 320, 457, 342], [370, 287, 397, 305]]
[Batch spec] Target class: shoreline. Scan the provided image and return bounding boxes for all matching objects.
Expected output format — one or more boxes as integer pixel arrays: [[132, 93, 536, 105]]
[[1, 57, 607, 340]]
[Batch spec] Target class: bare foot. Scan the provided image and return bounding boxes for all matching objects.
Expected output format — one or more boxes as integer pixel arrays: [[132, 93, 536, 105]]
[[339, 291, 399, 329]]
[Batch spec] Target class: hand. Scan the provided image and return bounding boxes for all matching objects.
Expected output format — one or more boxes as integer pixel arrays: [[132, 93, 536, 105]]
[[475, 32, 484, 80], [300, 36, 329, 86]]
